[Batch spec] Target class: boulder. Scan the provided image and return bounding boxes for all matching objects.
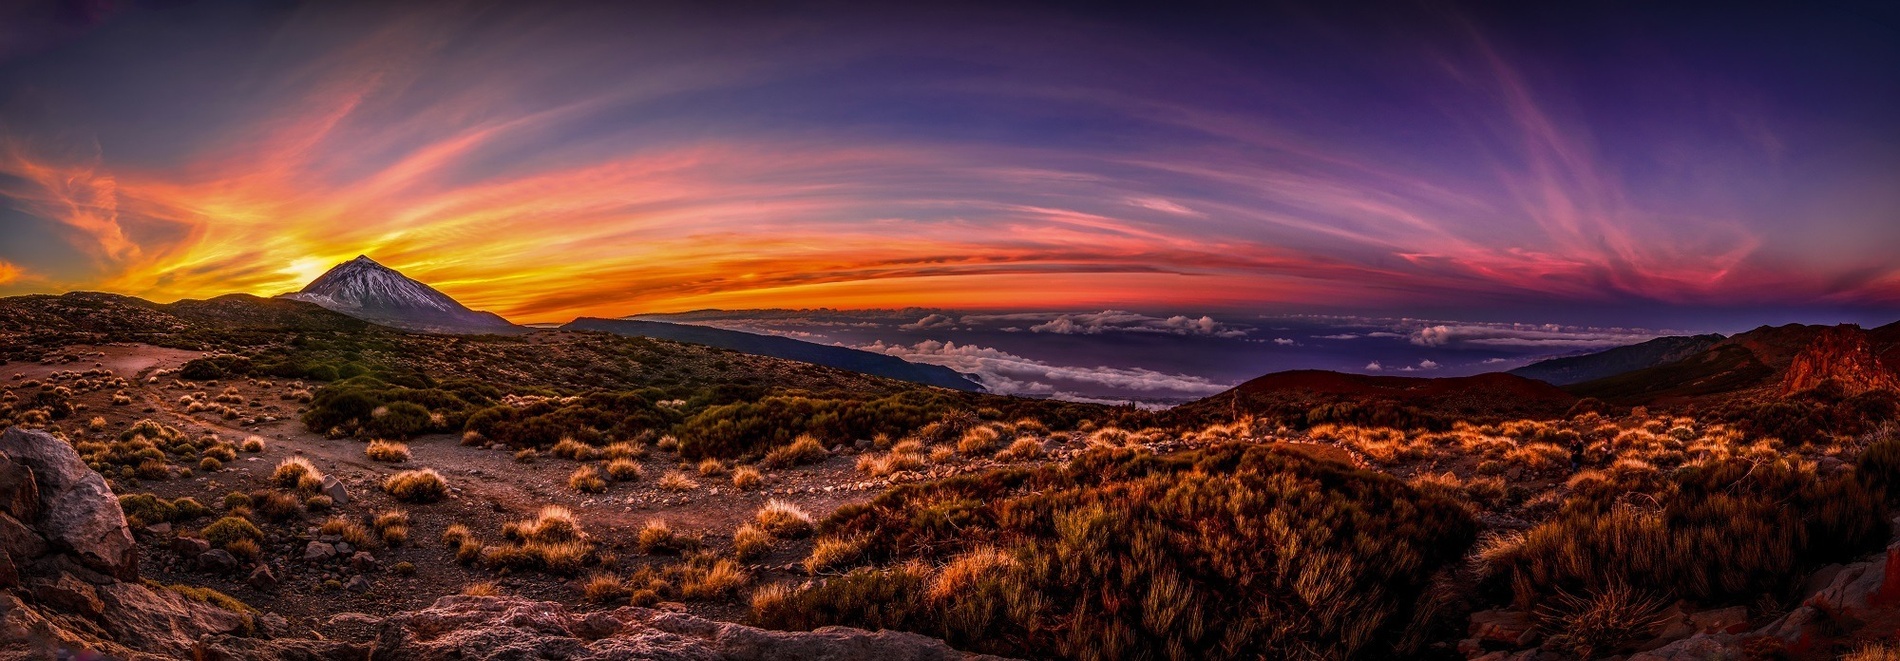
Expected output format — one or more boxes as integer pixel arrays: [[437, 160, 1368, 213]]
[[198, 549, 239, 573], [173, 536, 211, 557], [248, 564, 278, 591], [0, 428, 138, 579], [349, 551, 378, 572], [321, 474, 350, 505], [346, 575, 372, 593], [28, 572, 103, 618], [0, 510, 48, 561], [0, 452, 39, 520], [305, 541, 337, 561]]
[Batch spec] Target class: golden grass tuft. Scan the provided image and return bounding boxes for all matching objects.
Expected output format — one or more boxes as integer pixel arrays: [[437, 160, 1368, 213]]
[[658, 470, 699, 492], [731, 466, 764, 490], [568, 465, 608, 493], [761, 434, 827, 468], [382, 469, 448, 503], [733, 523, 775, 561], [605, 458, 643, 482], [365, 440, 410, 463], [802, 535, 863, 574], [754, 499, 814, 538]]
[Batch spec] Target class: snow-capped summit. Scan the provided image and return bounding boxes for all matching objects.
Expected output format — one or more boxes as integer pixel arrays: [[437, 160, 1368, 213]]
[[280, 256, 520, 334]]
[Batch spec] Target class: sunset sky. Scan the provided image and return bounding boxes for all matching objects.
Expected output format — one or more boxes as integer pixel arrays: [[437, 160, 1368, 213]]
[[2, 0, 1898, 328]]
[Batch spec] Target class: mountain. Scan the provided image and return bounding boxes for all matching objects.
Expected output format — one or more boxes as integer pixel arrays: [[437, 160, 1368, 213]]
[[279, 256, 521, 335], [1170, 369, 1577, 427], [562, 317, 984, 392], [1510, 334, 1727, 385], [1566, 323, 1900, 404]]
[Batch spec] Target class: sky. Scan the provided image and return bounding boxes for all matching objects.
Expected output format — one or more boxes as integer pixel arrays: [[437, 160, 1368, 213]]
[[2, 0, 1899, 331]]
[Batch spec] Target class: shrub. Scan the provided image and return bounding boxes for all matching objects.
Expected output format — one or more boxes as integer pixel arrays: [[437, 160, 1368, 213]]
[[734, 524, 774, 561], [732, 466, 764, 490], [224, 538, 260, 561], [551, 437, 598, 461], [638, 519, 679, 554], [394, 561, 416, 575], [320, 517, 373, 549], [513, 448, 537, 463], [241, 436, 265, 452], [273, 457, 323, 491], [996, 438, 1045, 461], [1497, 455, 1886, 608], [365, 440, 410, 463], [603, 441, 647, 461], [584, 573, 626, 604], [680, 558, 749, 599], [251, 490, 302, 521], [697, 458, 727, 476], [201, 516, 263, 549], [202, 444, 237, 462], [1536, 583, 1673, 659], [119, 493, 208, 524], [383, 469, 448, 503], [569, 465, 608, 493], [304, 494, 333, 511], [462, 581, 500, 597], [605, 458, 642, 482], [658, 471, 698, 491], [957, 427, 1001, 456], [759, 444, 1478, 660], [754, 499, 813, 538], [222, 492, 252, 511], [760, 434, 828, 469], [136, 458, 171, 480]]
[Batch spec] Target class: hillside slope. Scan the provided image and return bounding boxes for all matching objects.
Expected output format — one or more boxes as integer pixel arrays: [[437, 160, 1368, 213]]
[[1171, 369, 1577, 428], [563, 317, 982, 392], [1510, 333, 1726, 385]]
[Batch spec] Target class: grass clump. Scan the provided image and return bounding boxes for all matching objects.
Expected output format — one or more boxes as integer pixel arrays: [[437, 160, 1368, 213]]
[[760, 434, 827, 469], [481, 506, 598, 575], [569, 465, 608, 493], [365, 440, 410, 463], [382, 469, 448, 503], [201, 516, 264, 550], [605, 458, 643, 482], [272, 457, 323, 491], [732, 466, 764, 490], [733, 524, 775, 561], [658, 471, 698, 491], [754, 499, 814, 538], [118, 493, 209, 525]]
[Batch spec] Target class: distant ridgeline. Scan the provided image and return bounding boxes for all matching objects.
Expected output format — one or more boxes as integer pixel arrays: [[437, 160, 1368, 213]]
[[563, 317, 983, 392]]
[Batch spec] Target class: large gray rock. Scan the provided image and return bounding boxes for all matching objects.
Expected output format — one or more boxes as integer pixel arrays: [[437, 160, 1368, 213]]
[[364, 595, 1005, 661], [320, 474, 350, 505], [0, 427, 137, 579], [0, 452, 39, 520]]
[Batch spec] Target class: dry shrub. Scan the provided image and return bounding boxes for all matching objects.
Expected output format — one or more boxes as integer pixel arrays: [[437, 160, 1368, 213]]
[[733, 524, 774, 561], [731, 466, 764, 490], [583, 573, 626, 604], [552, 437, 599, 461], [568, 465, 608, 493], [802, 536, 863, 574], [680, 558, 749, 599], [365, 440, 410, 463], [461, 581, 500, 597], [198, 457, 222, 472], [514, 448, 537, 463], [758, 444, 1477, 660], [320, 517, 373, 548], [1845, 644, 1900, 661], [658, 471, 698, 491], [996, 438, 1045, 461], [482, 506, 597, 575], [754, 499, 813, 538], [957, 426, 1002, 456], [251, 490, 302, 521], [1535, 583, 1672, 659], [637, 519, 681, 554], [383, 469, 448, 503], [603, 441, 648, 461], [697, 458, 727, 476], [605, 459, 643, 482], [761, 434, 827, 469], [375, 510, 410, 546], [273, 457, 323, 491]]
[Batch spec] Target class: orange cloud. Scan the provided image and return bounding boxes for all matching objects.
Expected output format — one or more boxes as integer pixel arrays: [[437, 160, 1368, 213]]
[[0, 261, 21, 286]]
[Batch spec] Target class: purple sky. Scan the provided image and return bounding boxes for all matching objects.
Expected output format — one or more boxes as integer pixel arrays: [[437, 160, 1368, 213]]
[[1, 0, 1897, 330]]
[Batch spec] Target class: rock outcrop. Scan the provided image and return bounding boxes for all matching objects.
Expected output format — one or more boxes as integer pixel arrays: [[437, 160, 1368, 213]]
[[1781, 325, 1900, 396], [0, 427, 252, 660]]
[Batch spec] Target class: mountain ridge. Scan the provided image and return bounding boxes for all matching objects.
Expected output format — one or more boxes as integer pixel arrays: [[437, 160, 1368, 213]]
[[562, 317, 985, 392]]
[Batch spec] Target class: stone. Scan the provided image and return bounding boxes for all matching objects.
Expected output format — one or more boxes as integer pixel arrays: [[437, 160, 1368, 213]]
[[347, 575, 372, 592], [172, 536, 211, 557], [1688, 606, 1749, 634], [305, 541, 337, 561], [0, 452, 39, 521], [0, 552, 15, 589], [198, 549, 239, 573], [0, 428, 138, 579], [30, 572, 104, 618], [350, 551, 378, 572], [1469, 609, 1538, 647], [336, 541, 355, 555], [321, 473, 350, 505], [248, 564, 278, 591], [0, 511, 48, 561], [144, 522, 171, 535]]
